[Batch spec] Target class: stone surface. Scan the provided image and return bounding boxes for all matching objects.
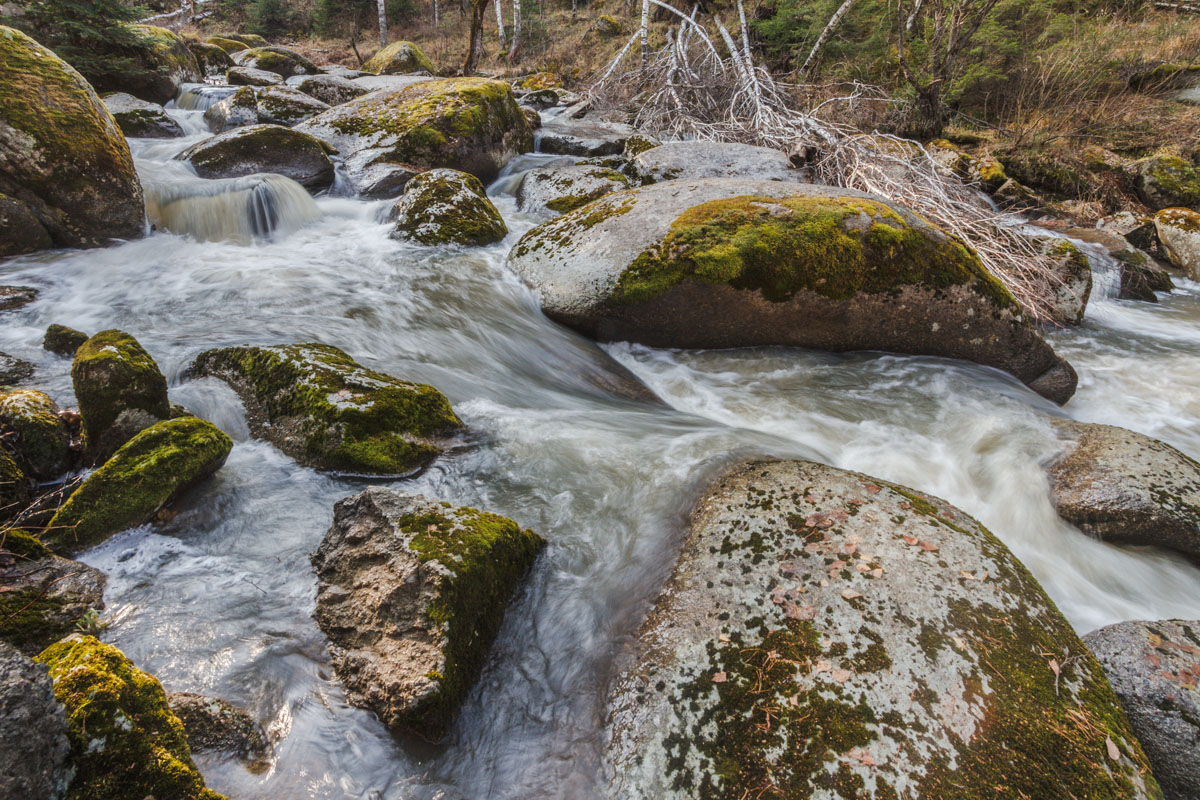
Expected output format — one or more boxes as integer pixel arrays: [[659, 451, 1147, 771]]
[[167, 692, 269, 767], [0, 531, 105, 655], [43, 324, 88, 357], [516, 164, 631, 214], [1135, 152, 1200, 211], [1043, 239, 1093, 325], [187, 40, 232, 77], [536, 118, 635, 156], [0, 194, 52, 257], [226, 65, 283, 86], [362, 40, 435, 75], [0, 640, 70, 800], [0, 389, 70, 479], [311, 488, 544, 740], [509, 178, 1077, 404], [287, 73, 367, 106], [109, 25, 202, 104], [253, 85, 330, 126], [202, 86, 260, 132], [1155, 207, 1200, 279], [388, 168, 507, 246], [605, 459, 1160, 800], [0, 285, 37, 311], [631, 140, 802, 183], [232, 46, 318, 79], [177, 124, 335, 191], [0, 352, 33, 386], [103, 93, 183, 139]]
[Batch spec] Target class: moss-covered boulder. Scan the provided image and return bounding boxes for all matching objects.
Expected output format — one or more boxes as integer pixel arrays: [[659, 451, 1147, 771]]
[[363, 40, 435, 75], [46, 417, 231, 554], [515, 71, 562, 91], [0, 389, 70, 480], [188, 40, 233, 77], [388, 168, 507, 245], [177, 124, 335, 192], [1154, 207, 1200, 279], [631, 140, 800, 183], [606, 459, 1161, 799], [1118, 249, 1175, 301], [537, 117, 635, 157], [288, 73, 367, 106], [0, 26, 145, 254], [1135, 152, 1200, 211], [116, 25, 203, 104], [103, 92, 183, 139], [516, 164, 630, 214], [0, 530, 105, 655], [312, 488, 544, 740], [0, 639, 72, 799], [206, 35, 249, 54], [191, 343, 461, 476], [254, 84, 330, 126], [167, 692, 269, 768], [218, 32, 268, 48], [226, 65, 283, 86], [232, 46, 318, 79], [71, 329, 170, 465], [202, 85, 260, 132], [36, 635, 227, 800], [0, 449, 29, 519], [508, 178, 1078, 404], [296, 77, 534, 189], [43, 324, 89, 357]]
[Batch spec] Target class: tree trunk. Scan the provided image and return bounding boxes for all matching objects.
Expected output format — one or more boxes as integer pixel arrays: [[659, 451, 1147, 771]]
[[496, 0, 505, 44], [433, 0, 439, 26], [800, 0, 854, 76], [640, 0, 650, 70], [377, 0, 387, 48], [463, 0, 488, 74], [507, 0, 521, 61], [571, 0, 576, 19]]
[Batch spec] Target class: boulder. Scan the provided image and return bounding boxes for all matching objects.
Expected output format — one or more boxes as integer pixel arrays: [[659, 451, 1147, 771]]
[[43, 324, 89, 357], [1117, 250, 1175, 301], [537, 118, 635, 156], [514, 71, 562, 90], [0, 530, 105, 654], [103, 92, 183, 139], [631, 140, 801, 183], [516, 164, 631, 214], [71, 329, 170, 464], [167, 692, 269, 767], [0, 26, 145, 253], [177, 124, 335, 191], [0, 352, 33, 386], [362, 40, 435, 75], [202, 86, 260, 132], [348, 73, 432, 93], [36, 635, 227, 800], [253, 85, 330, 126], [0, 285, 37, 311], [0, 640, 70, 800], [1043, 239, 1092, 325], [216, 32, 267, 48], [187, 40, 233, 77], [1135, 152, 1200, 211], [388, 168, 507, 246], [46, 417, 232, 554], [206, 35, 249, 54], [0, 389, 70, 479], [508, 179, 1078, 404], [522, 106, 541, 130], [1084, 619, 1200, 800], [1047, 419, 1200, 558], [1154, 207, 1200, 278], [190, 343, 463, 476], [226, 65, 283, 86], [320, 65, 370, 79], [296, 77, 533, 189], [0, 450, 29, 518], [311, 488, 544, 740], [232, 46, 318, 78], [521, 88, 560, 110], [287, 73, 368, 106], [605, 459, 1160, 800], [115, 25, 203, 104]]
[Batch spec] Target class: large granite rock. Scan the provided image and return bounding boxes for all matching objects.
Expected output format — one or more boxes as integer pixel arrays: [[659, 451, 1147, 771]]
[[231, 45, 317, 78], [362, 40, 435, 75], [0, 389, 71, 480], [631, 140, 802, 183], [287, 73, 368, 106], [177, 124, 335, 191], [1135, 152, 1200, 211], [226, 65, 283, 86], [253, 85, 330, 126], [110, 25, 202, 104], [388, 168, 507, 246], [516, 164, 631, 214], [102, 93, 184, 139], [0, 640, 70, 800], [536, 118, 635, 156], [1155, 207, 1200, 279]]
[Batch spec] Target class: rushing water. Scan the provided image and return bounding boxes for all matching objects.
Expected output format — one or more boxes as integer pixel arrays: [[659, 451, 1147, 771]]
[[1, 104, 1199, 799]]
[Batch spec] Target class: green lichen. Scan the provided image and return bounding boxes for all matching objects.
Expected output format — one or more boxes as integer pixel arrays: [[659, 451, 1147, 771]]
[[71, 329, 169, 463], [363, 40, 436, 75], [0, 589, 73, 653], [36, 635, 227, 800], [237, 46, 317, 77], [0, 389, 70, 480], [0, 527, 51, 558], [47, 417, 231, 555], [516, 71, 562, 90], [391, 169, 507, 245], [1157, 207, 1200, 233], [1140, 153, 1200, 208], [206, 36, 248, 54], [596, 14, 623, 35], [219, 32, 268, 48], [0, 449, 29, 518], [187, 41, 232, 76]]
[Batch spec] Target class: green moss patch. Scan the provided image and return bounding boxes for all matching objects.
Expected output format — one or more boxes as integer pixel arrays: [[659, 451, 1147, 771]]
[[391, 169, 507, 245], [0, 389, 70, 480], [363, 40, 435, 75], [71, 329, 169, 464]]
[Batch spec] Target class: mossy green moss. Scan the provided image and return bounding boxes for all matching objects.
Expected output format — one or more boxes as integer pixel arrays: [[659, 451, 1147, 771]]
[[219, 32, 268, 48], [43, 324, 89, 357], [0, 449, 29, 519], [0, 389, 70, 480], [1, 527, 51, 558], [71, 329, 169, 463], [363, 40, 436, 75], [47, 417, 231, 554], [188, 41, 232, 76], [516, 71, 562, 90], [0, 589, 73, 653], [596, 14, 623, 35], [390, 169, 507, 245], [1139, 152, 1200, 209], [206, 36, 248, 54], [237, 46, 317, 78], [192, 343, 462, 476], [36, 635, 227, 800]]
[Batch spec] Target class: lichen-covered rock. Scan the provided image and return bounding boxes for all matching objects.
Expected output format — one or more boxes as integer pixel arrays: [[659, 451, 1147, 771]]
[[36, 635, 227, 800], [287, 73, 367, 106], [206, 35, 249, 54], [520, 88, 560, 110], [188, 40, 233, 77], [388, 168, 507, 246], [1047, 420, 1200, 558], [515, 71, 562, 90], [605, 459, 1161, 800], [177, 124, 335, 191], [202, 85, 260, 132], [296, 77, 533, 188], [312, 488, 544, 740], [71, 329, 170, 464], [0, 640, 70, 800], [0, 26, 145, 252], [1135, 152, 1200, 211], [0, 530, 105, 655], [0, 352, 33, 387], [1043, 239, 1092, 325], [537, 118, 635, 157], [102, 92, 183, 139], [253, 84, 330, 126], [0, 194, 52, 257], [214, 32, 267, 49], [167, 692, 269, 767], [232, 46, 318, 79], [363, 40, 435, 75], [1154, 207, 1200, 279], [116, 25, 203, 104], [522, 106, 541, 129], [0, 285, 37, 311], [0, 389, 70, 479], [191, 343, 462, 476], [631, 140, 801, 183], [1084, 620, 1200, 800], [226, 65, 283, 86], [0, 449, 29, 518], [509, 179, 1078, 404], [46, 417, 231, 555], [43, 324, 89, 357], [516, 164, 630, 214]]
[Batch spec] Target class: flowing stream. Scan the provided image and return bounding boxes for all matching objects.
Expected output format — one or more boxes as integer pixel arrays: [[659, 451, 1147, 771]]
[[2, 103, 1199, 799]]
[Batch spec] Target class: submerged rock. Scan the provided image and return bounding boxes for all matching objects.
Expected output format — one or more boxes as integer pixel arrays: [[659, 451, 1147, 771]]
[[0, 640, 70, 800], [232, 45, 318, 78], [36, 635, 227, 800], [0, 285, 38, 312], [178, 124, 335, 191], [191, 343, 462, 476], [1154, 207, 1200, 279], [0, 530, 105, 654], [0, 352, 33, 386], [605, 459, 1159, 799], [312, 488, 544, 740], [144, 173, 320, 244], [1084, 619, 1200, 800], [509, 178, 1077, 404], [287, 73, 367, 106], [103, 93, 183, 139], [362, 40, 435, 75], [1047, 420, 1200, 558], [0, 389, 70, 479], [516, 164, 630, 214], [43, 324, 89, 357], [388, 168, 507, 246], [632, 140, 801, 183], [167, 692, 269, 767], [226, 65, 283, 86]]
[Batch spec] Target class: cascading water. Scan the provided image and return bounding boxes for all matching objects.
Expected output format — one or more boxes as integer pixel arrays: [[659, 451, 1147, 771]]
[[1, 115, 1198, 800], [144, 173, 321, 244]]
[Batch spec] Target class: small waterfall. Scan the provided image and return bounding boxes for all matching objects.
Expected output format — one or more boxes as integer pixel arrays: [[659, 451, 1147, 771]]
[[173, 83, 239, 111], [144, 173, 321, 245]]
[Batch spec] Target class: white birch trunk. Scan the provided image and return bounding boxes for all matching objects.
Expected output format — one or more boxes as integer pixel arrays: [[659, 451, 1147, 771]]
[[377, 0, 387, 48], [508, 0, 521, 60], [496, 0, 505, 44], [640, 0, 650, 70], [800, 0, 854, 76], [433, 0, 439, 26]]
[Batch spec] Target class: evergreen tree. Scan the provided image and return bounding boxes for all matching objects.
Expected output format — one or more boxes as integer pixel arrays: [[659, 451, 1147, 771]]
[[250, 0, 290, 37], [12, 0, 152, 88]]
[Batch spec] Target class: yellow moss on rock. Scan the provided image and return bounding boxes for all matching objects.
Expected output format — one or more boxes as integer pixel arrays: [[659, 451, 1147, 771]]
[[363, 40, 436, 75]]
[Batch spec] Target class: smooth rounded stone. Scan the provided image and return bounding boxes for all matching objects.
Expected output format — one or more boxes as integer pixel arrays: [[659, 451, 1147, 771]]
[[0, 26, 145, 253], [214, 32, 267, 48], [312, 488, 545, 741], [167, 692, 270, 767], [362, 40, 435, 75], [187, 40, 233, 77], [113, 25, 202, 104], [286, 73, 368, 106], [1084, 620, 1200, 800], [202, 86, 260, 132], [296, 77, 533, 189], [0, 389, 70, 479], [0, 640, 70, 800], [514, 71, 562, 91], [632, 140, 802, 183], [388, 168, 507, 246], [605, 459, 1161, 800], [43, 324, 88, 357], [206, 35, 249, 54], [536, 118, 636, 156], [0, 531, 105, 655], [1047, 419, 1200, 558], [226, 65, 283, 86], [0, 285, 37, 311], [516, 164, 631, 214], [253, 85, 330, 126], [36, 635, 228, 800], [1042, 239, 1092, 325], [232, 45, 318, 78], [1135, 152, 1200, 211], [103, 92, 183, 139], [1155, 207, 1200, 279], [508, 178, 1077, 404], [177, 124, 335, 191], [356, 163, 420, 199], [0, 352, 34, 386], [190, 343, 463, 476], [47, 417, 232, 555]]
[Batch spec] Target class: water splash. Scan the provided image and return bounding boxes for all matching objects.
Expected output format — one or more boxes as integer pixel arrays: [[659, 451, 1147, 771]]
[[144, 173, 321, 245]]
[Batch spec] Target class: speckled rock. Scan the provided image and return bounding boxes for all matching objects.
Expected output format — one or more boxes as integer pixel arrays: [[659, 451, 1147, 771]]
[[508, 178, 1077, 404], [1085, 619, 1200, 800], [226, 65, 283, 86], [253, 85, 330, 126], [71, 329, 169, 464], [1043, 239, 1092, 325], [536, 118, 635, 156], [232, 46, 318, 79], [0, 640, 70, 800], [631, 140, 801, 183], [362, 40, 435, 75], [1135, 152, 1200, 211], [177, 124, 335, 191], [0, 285, 37, 311], [0, 194, 52, 257], [1154, 207, 1200, 279], [287, 73, 367, 106], [0, 389, 70, 479], [516, 164, 630, 214], [103, 93, 183, 139], [1119, 252, 1175, 301], [1047, 420, 1200, 558], [312, 488, 544, 740], [43, 324, 88, 357], [167, 692, 269, 767], [605, 459, 1161, 800], [202, 86, 260, 132], [0, 530, 105, 654], [388, 168, 507, 246]]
